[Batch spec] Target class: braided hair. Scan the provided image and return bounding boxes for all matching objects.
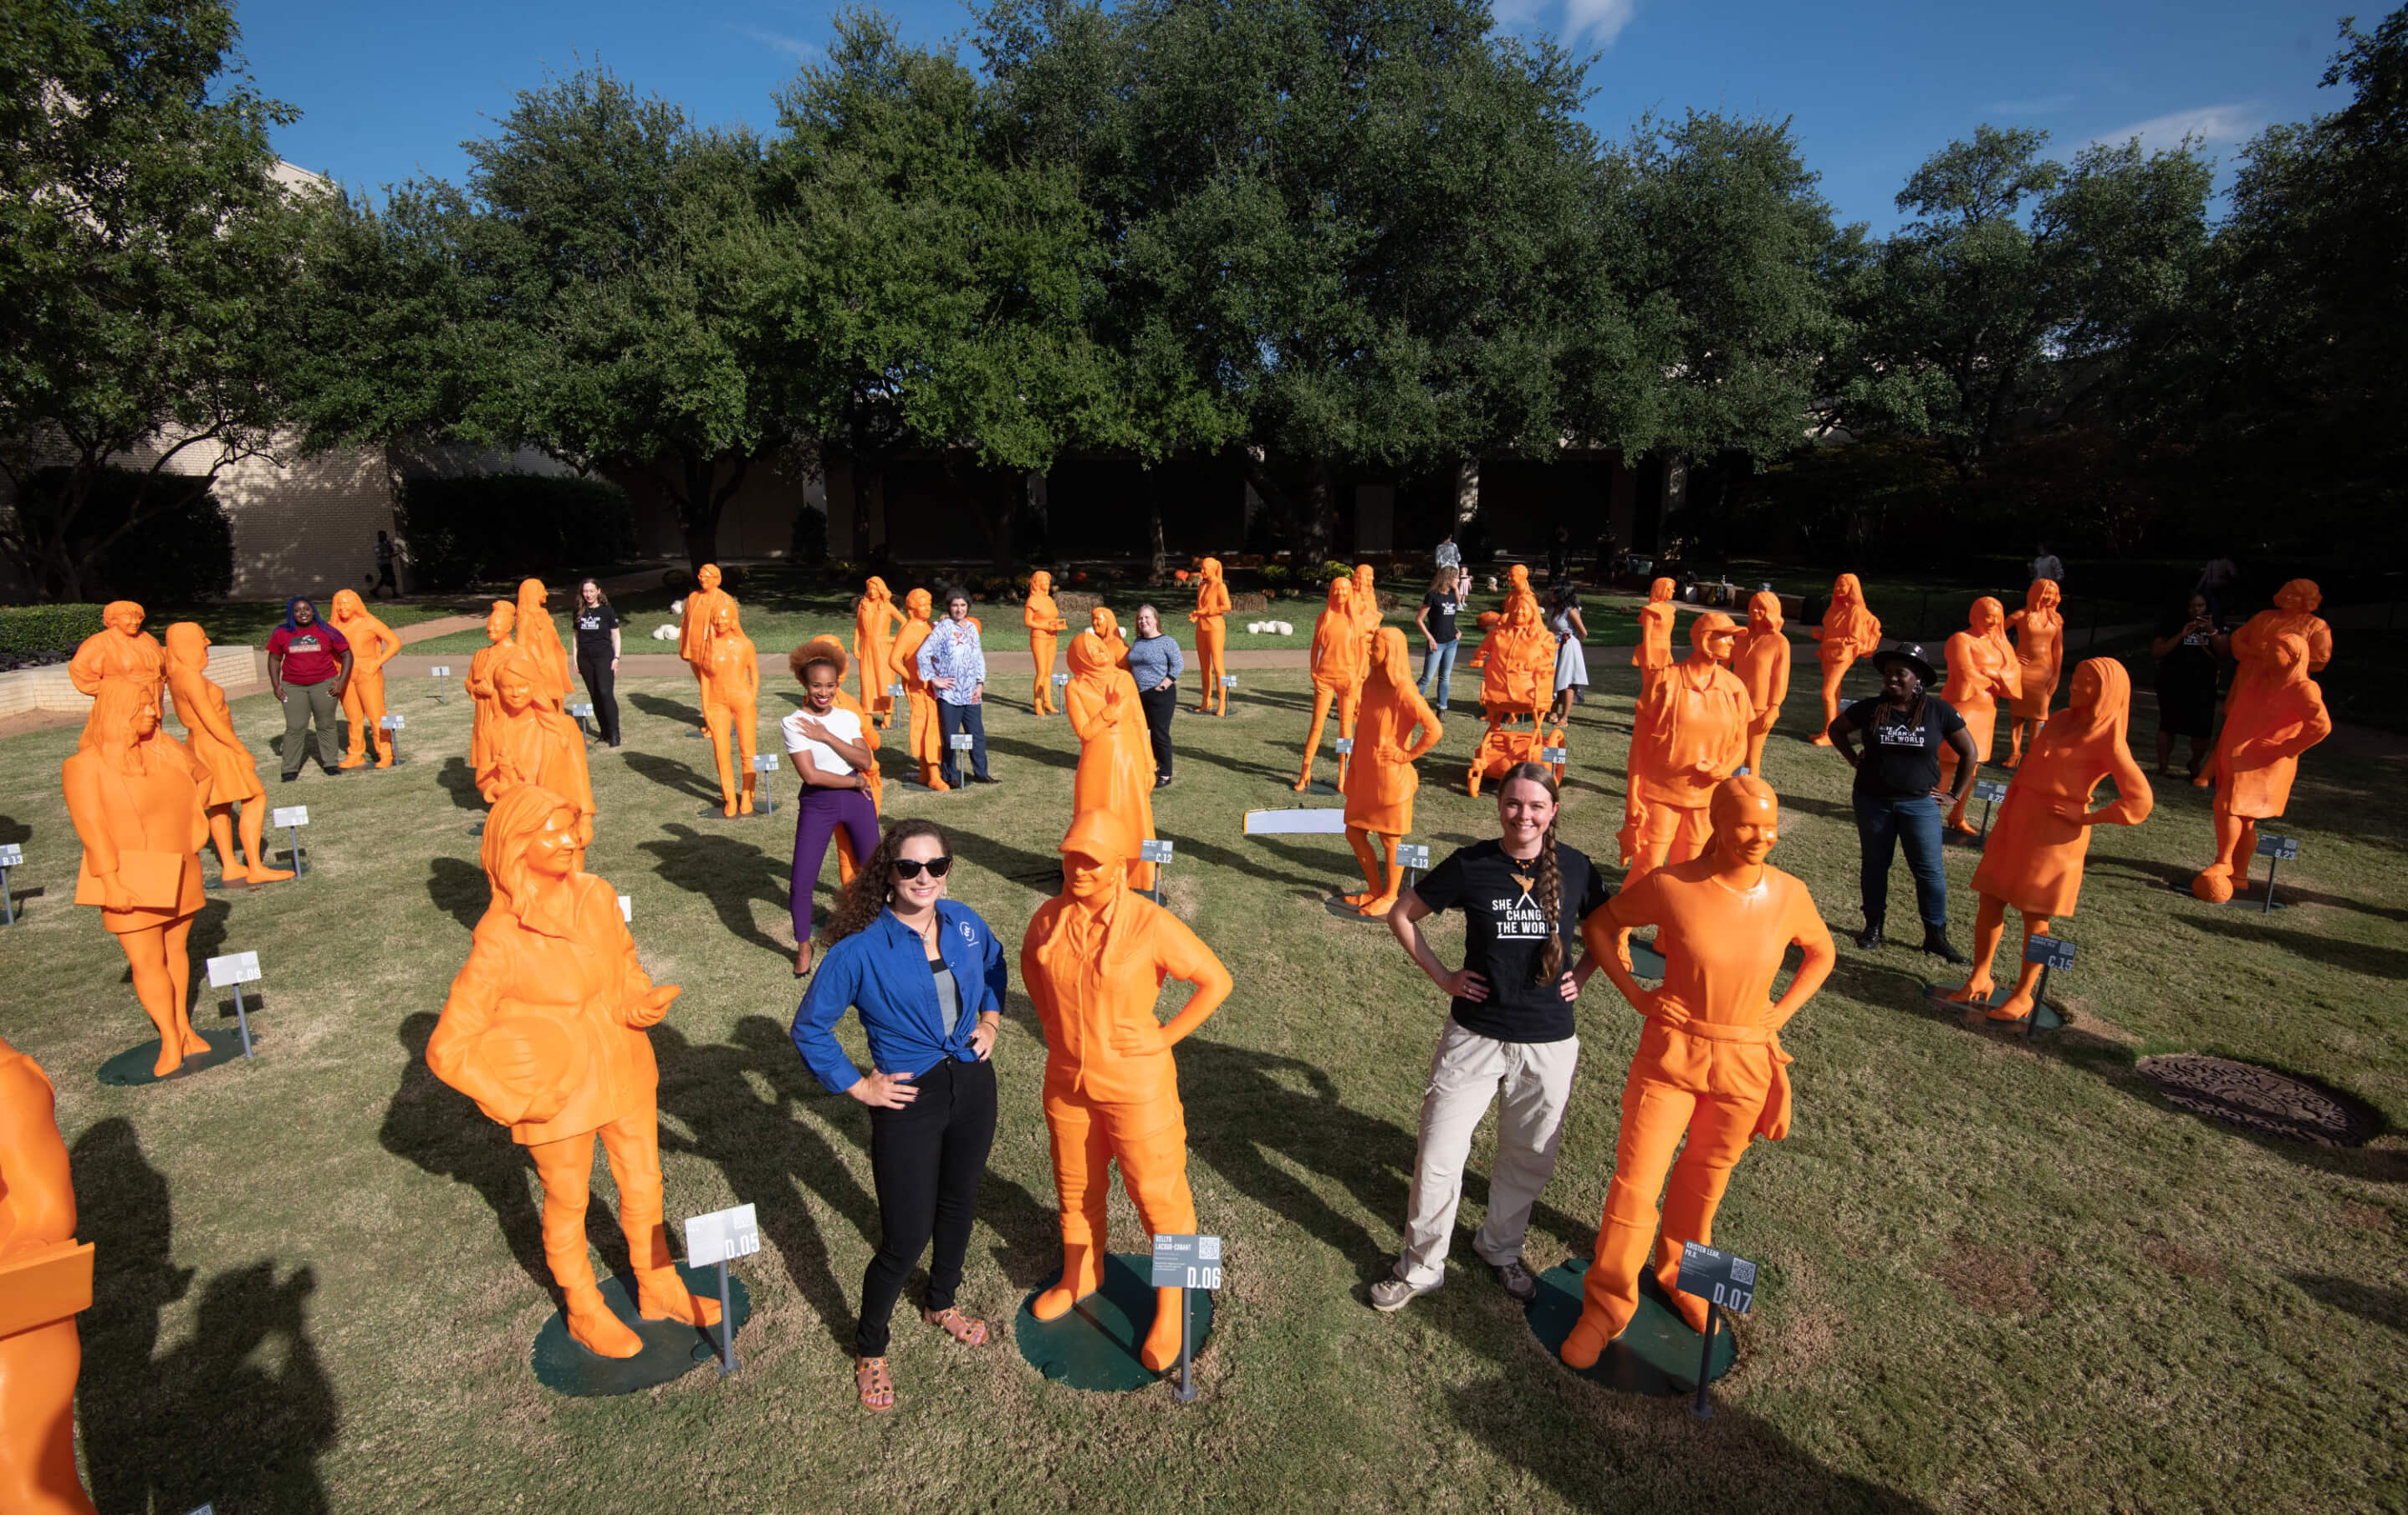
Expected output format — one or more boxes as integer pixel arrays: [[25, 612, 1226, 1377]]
[[823, 819, 948, 945], [1498, 761, 1565, 985]]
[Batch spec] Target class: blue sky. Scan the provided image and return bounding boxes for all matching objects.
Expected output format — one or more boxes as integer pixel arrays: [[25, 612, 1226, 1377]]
[[237, 0, 2360, 232]]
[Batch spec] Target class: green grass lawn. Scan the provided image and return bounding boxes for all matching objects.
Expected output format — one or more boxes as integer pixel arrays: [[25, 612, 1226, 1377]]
[[4, 655, 2403, 1512]]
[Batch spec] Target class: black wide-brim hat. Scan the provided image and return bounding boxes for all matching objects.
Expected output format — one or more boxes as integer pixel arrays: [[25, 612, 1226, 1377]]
[[1870, 642, 1937, 686]]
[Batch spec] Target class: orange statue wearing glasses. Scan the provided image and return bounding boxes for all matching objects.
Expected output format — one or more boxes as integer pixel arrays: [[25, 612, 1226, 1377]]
[[1808, 574, 1880, 747], [1936, 597, 2022, 834], [0, 1035, 100, 1514], [1732, 591, 1791, 778], [2191, 632, 2331, 903], [1025, 570, 1069, 716], [1190, 558, 1231, 717], [1065, 630, 1159, 894], [165, 622, 292, 885], [1342, 628, 1442, 916], [466, 600, 517, 778], [2003, 579, 2064, 767], [855, 576, 905, 729], [329, 588, 403, 768], [478, 648, 595, 845], [1295, 578, 1366, 791], [892, 589, 946, 791]]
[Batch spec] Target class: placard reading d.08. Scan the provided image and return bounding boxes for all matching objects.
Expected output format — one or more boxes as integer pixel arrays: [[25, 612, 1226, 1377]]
[[1674, 1241, 1757, 1314], [1150, 1234, 1222, 1291], [270, 806, 309, 829]]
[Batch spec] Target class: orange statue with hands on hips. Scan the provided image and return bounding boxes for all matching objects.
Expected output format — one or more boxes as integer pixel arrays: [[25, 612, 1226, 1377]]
[[1190, 558, 1231, 716], [62, 678, 210, 1077], [1024, 570, 1069, 715], [1341, 627, 1443, 916], [164, 622, 293, 885], [68, 599, 163, 747], [1295, 578, 1366, 791], [1808, 574, 1880, 746], [427, 783, 719, 1359], [1064, 630, 1160, 894], [700, 601, 761, 817], [2191, 631, 2331, 902], [891, 589, 946, 791], [328, 588, 403, 768], [2003, 579, 2064, 767], [854, 577, 906, 728], [1942, 658, 2151, 1021], [477, 647, 596, 845], [1021, 808, 1234, 1372], [466, 600, 516, 778], [1561, 777, 1836, 1366], [1935, 597, 2022, 834], [1620, 612, 1751, 888], [0, 1035, 100, 1515], [1732, 590, 1791, 778], [1633, 578, 1677, 702]]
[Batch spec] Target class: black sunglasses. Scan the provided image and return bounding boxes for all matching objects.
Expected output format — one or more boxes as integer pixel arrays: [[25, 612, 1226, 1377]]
[[892, 855, 954, 880]]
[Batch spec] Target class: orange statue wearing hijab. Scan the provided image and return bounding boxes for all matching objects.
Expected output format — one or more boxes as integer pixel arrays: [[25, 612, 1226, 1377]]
[[1190, 558, 1231, 717], [1808, 574, 1880, 746], [854, 576, 905, 728], [1021, 808, 1234, 1371], [1562, 777, 1835, 1365], [63, 678, 210, 1077], [1065, 629, 1161, 893], [1024, 570, 1069, 716], [514, 578, 573, 712], [891, 589, 946, 791], [1935, 597, 2022, 834], [466, 600, 516, 777], [1941, 658, 2151, 1020], [699, 600, 760, 817], [1634, 578, 1678, 702], [164, 623, 292, 885], [1342, 628, 1442, 916], [478, 648, 595, 844], [1467, 594, 1559, 797], [427, 783, 719, 1358], [68, 599, 163, 746], [1732, 591, 1792, 778], [1620, 612, 1749, 891], [0, 1035, 99, 1515], [2191, 632, 2331, 902], [1295, 578, 1366, 791], [328, 589, 402, 768], [2002, 579, 2064, 766]]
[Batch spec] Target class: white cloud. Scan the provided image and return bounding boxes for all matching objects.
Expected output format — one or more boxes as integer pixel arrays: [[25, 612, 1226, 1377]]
[[2090, 102, 2263, 152], [732, 23, 816, 60], [1562, 0, 1637, 45]]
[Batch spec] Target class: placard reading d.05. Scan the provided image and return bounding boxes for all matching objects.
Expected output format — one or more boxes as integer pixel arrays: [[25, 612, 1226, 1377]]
[[1974, 778, 2010, 803], [2255, 834, 2301, 861], [682, 1203, 761, 1267], [2023, 936, 2075, 971], [1674, 1241, 1757, 1314], [1150, 1234, 1222, 1291], [270, 806, 309, 829], [1138, 839, 1175, 864], [205, 951, 260, 988]]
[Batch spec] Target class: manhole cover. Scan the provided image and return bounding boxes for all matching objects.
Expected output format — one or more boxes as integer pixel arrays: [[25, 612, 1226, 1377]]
[[2136, 1054, 2380, 1147]]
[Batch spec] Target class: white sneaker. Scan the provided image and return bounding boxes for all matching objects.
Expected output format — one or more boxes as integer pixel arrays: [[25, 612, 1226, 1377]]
[[1370, 1273, 1439, 1313]]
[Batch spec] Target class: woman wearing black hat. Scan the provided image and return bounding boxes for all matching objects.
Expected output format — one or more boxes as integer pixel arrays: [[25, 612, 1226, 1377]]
[[1826, 642, 1978, 961]]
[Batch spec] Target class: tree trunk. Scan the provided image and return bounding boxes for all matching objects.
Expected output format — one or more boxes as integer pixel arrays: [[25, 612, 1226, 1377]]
[[1241, 451, 1334, 567], [1146, 498, 1167, 584], [677, 452, 722, 574]]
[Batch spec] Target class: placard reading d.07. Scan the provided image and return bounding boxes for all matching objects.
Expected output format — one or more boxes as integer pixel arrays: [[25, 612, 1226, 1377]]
[[270, 806, 309, 829], [682, 1203, 761, 1267], [2255, 834, 2300, 861], [205, 951, 261, 987], [1675, 1242, 1757, 1314], [2023, 936, 2075, 971], [1150, 1234, 1222, 1291], [1974, 778, 2010, 803]]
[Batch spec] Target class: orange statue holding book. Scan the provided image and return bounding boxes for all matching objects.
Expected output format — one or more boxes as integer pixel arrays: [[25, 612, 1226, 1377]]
[[1341, 627, 1442, 916], [1295, 578, 1366, 791], [854, 576, 905, 728], [62, 678, 210, 1078], [427, 783, 720, 1358], [1467, 594, 1559, 797], [1190, 558, 1231, 716], [1808, 574, 1880, 746], [1941, 658, 2151, 1021], [1065, 630, 1160, 894], [2191, 632, 2331, 902], [514, 579, 572, 712], [1732, 590, 1791, 778], [1633, 578, 1677, 701], [466, 600, 516, 777], [1024, 570, 1069, 716], [700, 600, 761, 817], [0, 1035, 99, 1515], [477, 648, 595, 845], [1935, 597, 2021, 834], [2002, 579, 2064, 766], [165, 622, 293, 885], [892, 589, 946, 791], [328, 588, 403, 768], [1560, 777, 1835, 1366], [1021, 808, 1233, 1371], [1620, 613, 1750, 886]]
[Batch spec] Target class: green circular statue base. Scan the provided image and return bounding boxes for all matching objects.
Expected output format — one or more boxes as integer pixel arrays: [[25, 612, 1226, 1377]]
[[1922, 982, 2063, 1032], [529, 1263, 751, 1397], [1014, 1252, 1213, 1394], [97, 1028, 247, 1086], [1627, 940, 1667, 980], [1524, 1259, 1735, 1397]]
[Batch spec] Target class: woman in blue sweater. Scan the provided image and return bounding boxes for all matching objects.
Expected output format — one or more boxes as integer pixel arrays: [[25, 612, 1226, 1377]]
[[792, 818, 1007, 1411], [1128, 603, 1186, 787]]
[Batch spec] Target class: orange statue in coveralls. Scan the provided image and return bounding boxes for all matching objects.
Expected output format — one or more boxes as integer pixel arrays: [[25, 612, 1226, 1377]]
[[466, 600, 516, 778], [1341, 627, 1443, 916], [2002, 579, 2065, 767], [1295, 579, 1366, 791], [1024, 570, 1069, 716], [1065, 629, 1159, 893], [855, 576, 905, 728], [1619, 613, 1750, 887], [0, 1035, 99, 1514], [2191, 632, 2331, 902], [1190, 558, 1231, 717], [1561, 777, 1835, 1365], [1935, 597, 2021, 834], [892, 589, 946, 790], [328, 589, 403, 768], [1467, 595, 1559, 798], [1808, 574, 1880, 747], [428, 784, 719, 1358], [1633, 578, 1677, 702], [477, 648, 595, 845], [1732, 591, 1791, 778], [165, 622, 292, 885], [1021, 809, 1233, 1371], [69, 599, 163, 747]]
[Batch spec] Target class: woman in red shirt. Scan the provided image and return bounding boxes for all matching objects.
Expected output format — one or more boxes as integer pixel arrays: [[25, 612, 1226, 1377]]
[[266, 597, 353, 780]]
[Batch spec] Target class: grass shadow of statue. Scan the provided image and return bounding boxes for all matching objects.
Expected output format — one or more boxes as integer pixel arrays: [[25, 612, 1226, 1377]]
[[426, 855, 488, 931], [73, 1118, 340, 1515], [2285, 1273, 2407, 1338], [436, 754, 485, 814], [623, 749, 721, 803], [1161, 736, 1309, 787], [0, 813, 31, 846], [2175, 909, 2408, 982], [979, 732, 1077, 774], [626, 690, 702, 727], [637, 822, 791, 957], [947, 828, 1076, 896]]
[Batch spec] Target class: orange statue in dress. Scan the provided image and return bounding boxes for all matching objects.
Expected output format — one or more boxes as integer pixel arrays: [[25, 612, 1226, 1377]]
[[1808, 574, 1880, 747], [1561, 777, 1835, 1365], [1467, 594, 1559, 797], [68, 599, 163, 747], [0, 1035, 99, 1515], [1935, 597, 2022, 834], [164, 623, 292, 885], [1634, 578, 1677, 702], [1340, 628, 1442, 916], [1024, 570, 1069, 716], [514, 579, 572, 712], [853, 577, 905, 729], [2002, 579, 2064, 767], [891, 589, 946, 791], [466, 600, 516, 778], [328, 589, 403, 768], [1619, 612, 1749, 894], [1295, 579, 1366, 791], [477, 648, 595, 844], [1021, 808, 1233, 1372], [62, 678, 210, 1077], [1065, 630, 1159, 894], [1732, 590, 1791, 778], [2191, 632, 2331, 902], [1942, 658, 2151, 1020], [699, 601, 760, 817], [1189, 558, 1231, 717], [426, 783, 719, 1359]]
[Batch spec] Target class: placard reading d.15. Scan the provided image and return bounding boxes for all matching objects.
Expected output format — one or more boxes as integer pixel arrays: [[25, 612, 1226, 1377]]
[[2023, 936, 2075, 971], [205, 951, 260, 987], [1674, 1241, 1757, 1314], [270, 806, 309, 829], [1974, 778, 2010, 803], [1139, 839, 1175, 864], [682, 1203, 761, 1267], [2255, 834, 2300, 861], [1150, 1233, 1222, 1290]]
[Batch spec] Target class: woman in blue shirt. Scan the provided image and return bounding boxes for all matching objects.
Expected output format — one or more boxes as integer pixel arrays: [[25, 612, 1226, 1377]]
[[1128, 603, 1185, 787], [791, 818, 1007, 1411]]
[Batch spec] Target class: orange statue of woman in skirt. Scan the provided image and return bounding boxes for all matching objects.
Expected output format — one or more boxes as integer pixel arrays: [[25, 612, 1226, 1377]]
[[329, 588, 403, 768], [1732, 590, 1791, 778], [1808, 574, 1880, 746], [1935, 596, 2021, 834], [2003, 579, 2064, 767], [854, 576, 905, 728], [1065, 630, 1159, 893], [1024, 570, 1069, 715], [164, 622, 292, 885], [2191, 632, 2331, 902], [1341, 627, 1443, 916], [1190, 558, 1231, 716]]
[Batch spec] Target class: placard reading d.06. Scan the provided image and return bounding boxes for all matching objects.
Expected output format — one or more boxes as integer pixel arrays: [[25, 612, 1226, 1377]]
[[2023, 935, 2075, 971], [1974, 778, 2010, 803], [1150, 1233, 1222, 1291], [1138, 839, 1175, 864], [270, 806, 309, 829], [2255, 834, 2300, 861], [205, 951, 261, 987], [682, 1203, 761, 1267], [1674, 1241, 1757, 1314]]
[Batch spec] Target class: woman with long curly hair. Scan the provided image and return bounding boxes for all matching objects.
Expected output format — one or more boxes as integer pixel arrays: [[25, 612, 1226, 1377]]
[[790, 819, 1007, 1412]]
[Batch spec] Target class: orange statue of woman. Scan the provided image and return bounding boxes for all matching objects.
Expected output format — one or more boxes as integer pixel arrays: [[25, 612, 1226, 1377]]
[[1560, 777, 1835, 1365], [700, 600, 760, 817], [1935, 597, 2022, 834], [1808, 574, 1880, 746], [2003, 579, 2064, 767], [1501, 563, 1537, 621], [1942, 658, 2152, 1021], [1189, 558, 1231, 717], [1341, 628, 1442, 916], [514, 578, 573, 712], [1633, 578, 1677, 702], [466, 600, 516, 778], [0, 1035, 99, 1515], [62, 678, 210, 1077], [2226, 579, 2334, 703], [1295, 578, 1366, 791], [164, 623, 292, 885], [1024, 570, 1069, 715], [1351, 564, 1383, 650], [426, 783, 719, 1358], [891, 589, 946, 791], [478, 648, 595, 844], [853, 576, 906, 728], [1732, 590, 1791, 778], [1064, 629, 1161, 894], [1620, 613, 1750, 889], [327, 588, 403, 768], [2191, 632, 2331, 902], [677, 564, 732, 671], [1467, 595, 1558, 797], [1021, 808, 1234, 1371], [68, 599, 163, 747]]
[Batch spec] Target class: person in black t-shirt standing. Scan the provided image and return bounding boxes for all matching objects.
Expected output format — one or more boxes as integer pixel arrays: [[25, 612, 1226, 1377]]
[[1371, 763, 1610, 1312], [1415, 566, 1468, 714], [2150, 593, 2227, 778], [1827, 641, 1977, 960], [572, 579, 623, 747]]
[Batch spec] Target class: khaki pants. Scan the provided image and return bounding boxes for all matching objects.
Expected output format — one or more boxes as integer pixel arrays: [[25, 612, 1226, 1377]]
[[280, 676, 341, 775], [1394, 1017, 1579, 1289]]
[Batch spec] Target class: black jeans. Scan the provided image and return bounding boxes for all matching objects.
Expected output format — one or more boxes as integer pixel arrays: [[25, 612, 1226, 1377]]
[[859, 1056, 997, 1355], [575, 647, 620, 744], [937, 701, 990, 785], [1139, 683, 1177, 779]]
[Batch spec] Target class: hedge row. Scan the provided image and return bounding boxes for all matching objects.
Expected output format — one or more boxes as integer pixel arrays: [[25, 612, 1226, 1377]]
[[0, 603, 107, 657]]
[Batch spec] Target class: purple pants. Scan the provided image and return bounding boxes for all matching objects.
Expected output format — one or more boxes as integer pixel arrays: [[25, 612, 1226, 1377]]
[[792, 786, 880, 942]]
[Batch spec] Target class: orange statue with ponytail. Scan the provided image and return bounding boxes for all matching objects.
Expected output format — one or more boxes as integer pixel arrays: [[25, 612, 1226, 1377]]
[[855, 577, 905, 728], [1341, 627, 1443, 916], [1808, 574, 1880, 746], [329, 588, 402, 768], [1732, 591, 1790, 778], [1633, 578, 1677, 702], [2002, 579, 2064, 766]]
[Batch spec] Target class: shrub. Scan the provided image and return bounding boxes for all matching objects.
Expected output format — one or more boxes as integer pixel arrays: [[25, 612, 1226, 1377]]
[[1317, 559, 1353, 584], [720, 564, 750, 593], [13, 467, 232, 603], [790, 506, 829, 565], [397, 473, 635, 591], [661, 567, 694, 593], [0, 603, 107, 657]]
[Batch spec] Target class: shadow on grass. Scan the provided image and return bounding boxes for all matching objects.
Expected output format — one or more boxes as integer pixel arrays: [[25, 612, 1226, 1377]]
[[639, 822, 793, 957], [949, 826, 1072, 895], [627, 690, 702, 727], [624, 748, 722, 803], [2176, 910, 2408, 982], [1169, 833, 1329, 894], [2287, 1273, 2408, 1337], [980, 732, 1076, 774], [380, 1013, 566, 1293], [74, 1118, 339, 1515], [426, 856, 488, 932], [0, 812, 29, 845], [436, 754, 485, 814]]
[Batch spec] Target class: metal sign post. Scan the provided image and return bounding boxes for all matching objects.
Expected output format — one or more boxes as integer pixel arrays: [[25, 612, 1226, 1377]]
[[2253, 834, 2299, 914], [1149, 1233, 1222, 1403], [1395, 843, 1431, 893], [203, 951, 262, 1058], [2022, 935, 2074, 1039], [0, 841, 20, 925], [377, 713, 405, 766], [1050, 673, 1069, 694], [1219, 674, 1237, 692], [269, 806, 309, 876], [1972, 778, 2009, 841], [1139, 838, 1175, 905], [429, 666, 452, 703], [751, 752, 779, 815], [681, 1203, 760, 1376], [1673, 1241, 1757, 1420]]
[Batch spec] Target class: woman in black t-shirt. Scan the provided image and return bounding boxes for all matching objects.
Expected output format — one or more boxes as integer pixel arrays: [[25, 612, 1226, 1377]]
[[1828, 642, 1977, 960], [1370, 763, 1609, 1314], [2150, 593, 2226, 777], [1415, 566, 1468, 714], [572, 579, 623, 747]]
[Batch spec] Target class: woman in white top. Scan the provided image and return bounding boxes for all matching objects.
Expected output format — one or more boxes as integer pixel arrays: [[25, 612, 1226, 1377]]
[[1545, 584, 1589, 722], [785, 637, 881, 976]]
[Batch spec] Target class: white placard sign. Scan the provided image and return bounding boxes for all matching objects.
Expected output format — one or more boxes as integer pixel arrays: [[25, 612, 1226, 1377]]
[[752, 753, 778, 772], [0, 843, 21, 868], [1139, 839, 1176, 863], [949, 732, 977, 751], [683, 1203, 761, 1267], [617, 895, 631, 922], [271, 806, 309, 829], [1334, 737, 1354, 753], [205, 951, 261, 988], [429, 666, 452, 677], [379, 714, 406, 730], [1541, 746, 1567, 764], [887, 682, 906, 698], [1052, 672, 1069, 686], [1395, 844, 1431, 870], [569, 701, 595, 718]]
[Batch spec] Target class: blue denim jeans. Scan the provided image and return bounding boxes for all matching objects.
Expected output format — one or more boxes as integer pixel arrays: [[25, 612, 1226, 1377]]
[[937, 701, 990, 786], [1852, 793, 1948, 930], [1420, 637, 1461, 711]]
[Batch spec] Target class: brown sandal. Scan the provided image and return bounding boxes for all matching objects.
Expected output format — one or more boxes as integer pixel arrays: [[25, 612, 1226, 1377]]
[[855, 1354, 895, 1412], [922, 1305, 989, 1346]]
